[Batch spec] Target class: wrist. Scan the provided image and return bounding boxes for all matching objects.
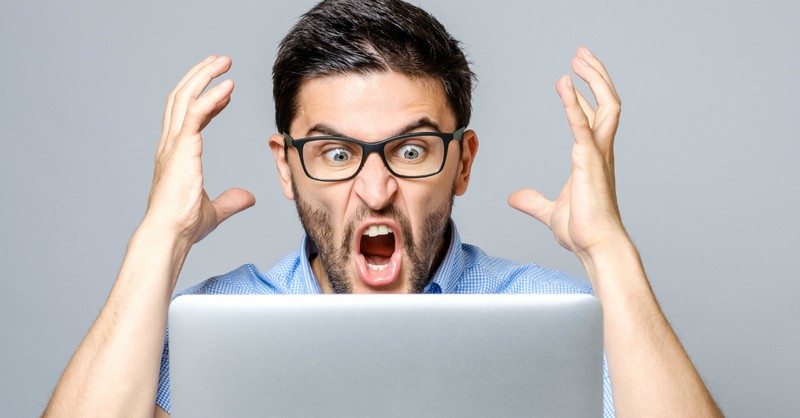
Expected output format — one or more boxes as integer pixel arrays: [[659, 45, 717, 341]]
[[577, 236, 648, 298], [127, 218, 195, 286], [137, 214, 196, 252], [577, 235, 637, 270]]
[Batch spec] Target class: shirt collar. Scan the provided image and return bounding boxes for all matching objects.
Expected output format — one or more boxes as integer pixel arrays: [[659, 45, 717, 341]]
[[423, 220, 465, 294], [297, 220, 465, 294], [299, 236, 323, 294]]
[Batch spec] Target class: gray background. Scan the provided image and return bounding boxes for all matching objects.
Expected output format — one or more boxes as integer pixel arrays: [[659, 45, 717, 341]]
[[1, 0, 797, 416]]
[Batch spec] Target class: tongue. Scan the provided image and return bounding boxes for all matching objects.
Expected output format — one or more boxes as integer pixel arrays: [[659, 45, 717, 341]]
[[356, 250, 402, 287], [364, 254, 390, 265]]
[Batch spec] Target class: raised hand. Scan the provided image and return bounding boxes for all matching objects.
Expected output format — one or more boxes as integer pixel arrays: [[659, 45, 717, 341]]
[[508, 47, 627, 266], [43, 57, 259, 418], [508, 49, 724, 416], [144, 55, 255, 245]]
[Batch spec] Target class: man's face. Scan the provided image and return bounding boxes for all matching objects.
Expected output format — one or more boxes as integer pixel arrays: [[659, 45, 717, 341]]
[[269, 71, 478, 294]]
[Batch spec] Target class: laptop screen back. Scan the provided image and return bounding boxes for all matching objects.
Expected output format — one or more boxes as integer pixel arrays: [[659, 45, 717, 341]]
[[168, 294, 603, 417]]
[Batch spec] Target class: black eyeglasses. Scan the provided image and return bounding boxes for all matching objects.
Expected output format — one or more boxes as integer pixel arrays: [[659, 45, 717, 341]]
[[283, 128, 465, 182]]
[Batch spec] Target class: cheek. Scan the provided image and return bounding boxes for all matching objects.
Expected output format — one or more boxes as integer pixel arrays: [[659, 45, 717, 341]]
[[299, 180, 357, 231], [403, 180, 455, 233]]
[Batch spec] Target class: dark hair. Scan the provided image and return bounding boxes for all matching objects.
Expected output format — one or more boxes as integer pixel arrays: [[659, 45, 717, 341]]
[[272, 0, 475, 134]]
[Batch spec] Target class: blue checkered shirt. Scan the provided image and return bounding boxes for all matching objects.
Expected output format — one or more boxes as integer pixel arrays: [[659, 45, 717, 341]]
[[156, 224, 615, 416]]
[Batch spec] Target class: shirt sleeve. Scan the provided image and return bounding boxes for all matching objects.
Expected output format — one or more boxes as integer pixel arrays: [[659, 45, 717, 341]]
[[602, 351, 616, 417], [155, 326, 172, 414]]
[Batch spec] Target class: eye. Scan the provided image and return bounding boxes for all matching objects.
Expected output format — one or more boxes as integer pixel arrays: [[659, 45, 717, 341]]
[[397, 144, 424, 161], [324, 148, 352, 163]]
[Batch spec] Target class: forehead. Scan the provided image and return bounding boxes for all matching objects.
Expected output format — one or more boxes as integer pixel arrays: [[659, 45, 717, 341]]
[[291, 71, 456, 139]]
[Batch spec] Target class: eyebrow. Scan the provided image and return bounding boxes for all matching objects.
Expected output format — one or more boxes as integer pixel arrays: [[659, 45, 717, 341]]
[[305, 118, 442, 139]]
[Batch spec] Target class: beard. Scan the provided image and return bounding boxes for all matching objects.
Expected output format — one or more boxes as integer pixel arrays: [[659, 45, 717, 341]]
[[292, 180, 455, 294]]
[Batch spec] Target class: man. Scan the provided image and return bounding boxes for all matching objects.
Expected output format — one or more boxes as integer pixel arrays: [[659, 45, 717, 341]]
[[43, 0, 723, 417]]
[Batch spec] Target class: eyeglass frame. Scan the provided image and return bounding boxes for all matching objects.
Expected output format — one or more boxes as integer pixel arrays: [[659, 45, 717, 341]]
[[283, 127, 466, 182]]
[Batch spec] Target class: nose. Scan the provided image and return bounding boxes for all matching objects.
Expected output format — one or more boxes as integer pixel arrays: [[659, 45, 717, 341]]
[[353, 152, 398, 210]]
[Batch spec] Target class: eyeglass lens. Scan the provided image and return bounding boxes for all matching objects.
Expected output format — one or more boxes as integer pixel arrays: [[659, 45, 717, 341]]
[[302, 135, 446, 180]]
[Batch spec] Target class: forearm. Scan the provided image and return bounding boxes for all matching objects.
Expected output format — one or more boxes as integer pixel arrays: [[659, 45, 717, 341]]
[[43, 221, 190, 417], [581, 240, 722, 417]]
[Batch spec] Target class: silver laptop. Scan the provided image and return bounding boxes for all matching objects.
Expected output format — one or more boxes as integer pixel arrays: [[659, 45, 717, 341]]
[[168, 294, 603, 418]]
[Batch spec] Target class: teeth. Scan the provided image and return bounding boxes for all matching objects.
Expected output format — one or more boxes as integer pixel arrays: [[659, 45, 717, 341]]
[[367, 263, 388, 271], [363, 225, 391, 237]]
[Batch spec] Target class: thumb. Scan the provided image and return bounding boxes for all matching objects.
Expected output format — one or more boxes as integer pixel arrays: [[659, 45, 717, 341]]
[[508, 188, 553, 227], [213, 188, 256, 225]]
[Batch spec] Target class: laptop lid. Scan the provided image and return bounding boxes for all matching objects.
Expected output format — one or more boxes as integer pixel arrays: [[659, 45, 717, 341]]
[[168, 294, 603, 418]]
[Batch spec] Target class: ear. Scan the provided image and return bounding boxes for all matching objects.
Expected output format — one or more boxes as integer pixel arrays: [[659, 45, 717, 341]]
[[454, 129, 479, 196], [268, 133, 295, 200]]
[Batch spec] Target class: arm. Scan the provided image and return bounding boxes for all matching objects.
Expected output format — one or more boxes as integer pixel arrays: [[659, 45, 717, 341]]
[[42, 55, 255, 418], [508, 47, 722, 417]]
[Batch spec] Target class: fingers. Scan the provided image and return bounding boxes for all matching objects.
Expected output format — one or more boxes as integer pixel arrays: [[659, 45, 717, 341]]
[[556, 75, 595, 149], [507, 188, 553, 227], [571, 53, 619, 122], [182, 79, 234, 133], [168, 56, 232, 138], [213, 188, 256, 225], [161, 55, 218, 142], [200, 95, 232, 132], [576, 47, 619, 102], [156, 56, 232, 158], [574, 88, 596, 128], [566, 47, 621, 154]]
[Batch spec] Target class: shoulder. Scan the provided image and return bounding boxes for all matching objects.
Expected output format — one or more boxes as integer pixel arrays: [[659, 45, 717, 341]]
[[176, 264, 278, 296], [458, 243, 593, 295], [176, 250, 308, 297]]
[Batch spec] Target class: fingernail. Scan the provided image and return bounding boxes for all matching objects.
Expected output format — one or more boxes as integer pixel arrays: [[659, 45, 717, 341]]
[[214, 56, 227, 63], [564, 76, 573, 88], [583, 47, 594, 57], [577, 57, 589, 67], [204, 55, 217, 63]]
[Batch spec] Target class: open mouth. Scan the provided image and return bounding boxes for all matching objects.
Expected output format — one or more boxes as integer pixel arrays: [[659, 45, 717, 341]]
[[355, 222, 402, 287]]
